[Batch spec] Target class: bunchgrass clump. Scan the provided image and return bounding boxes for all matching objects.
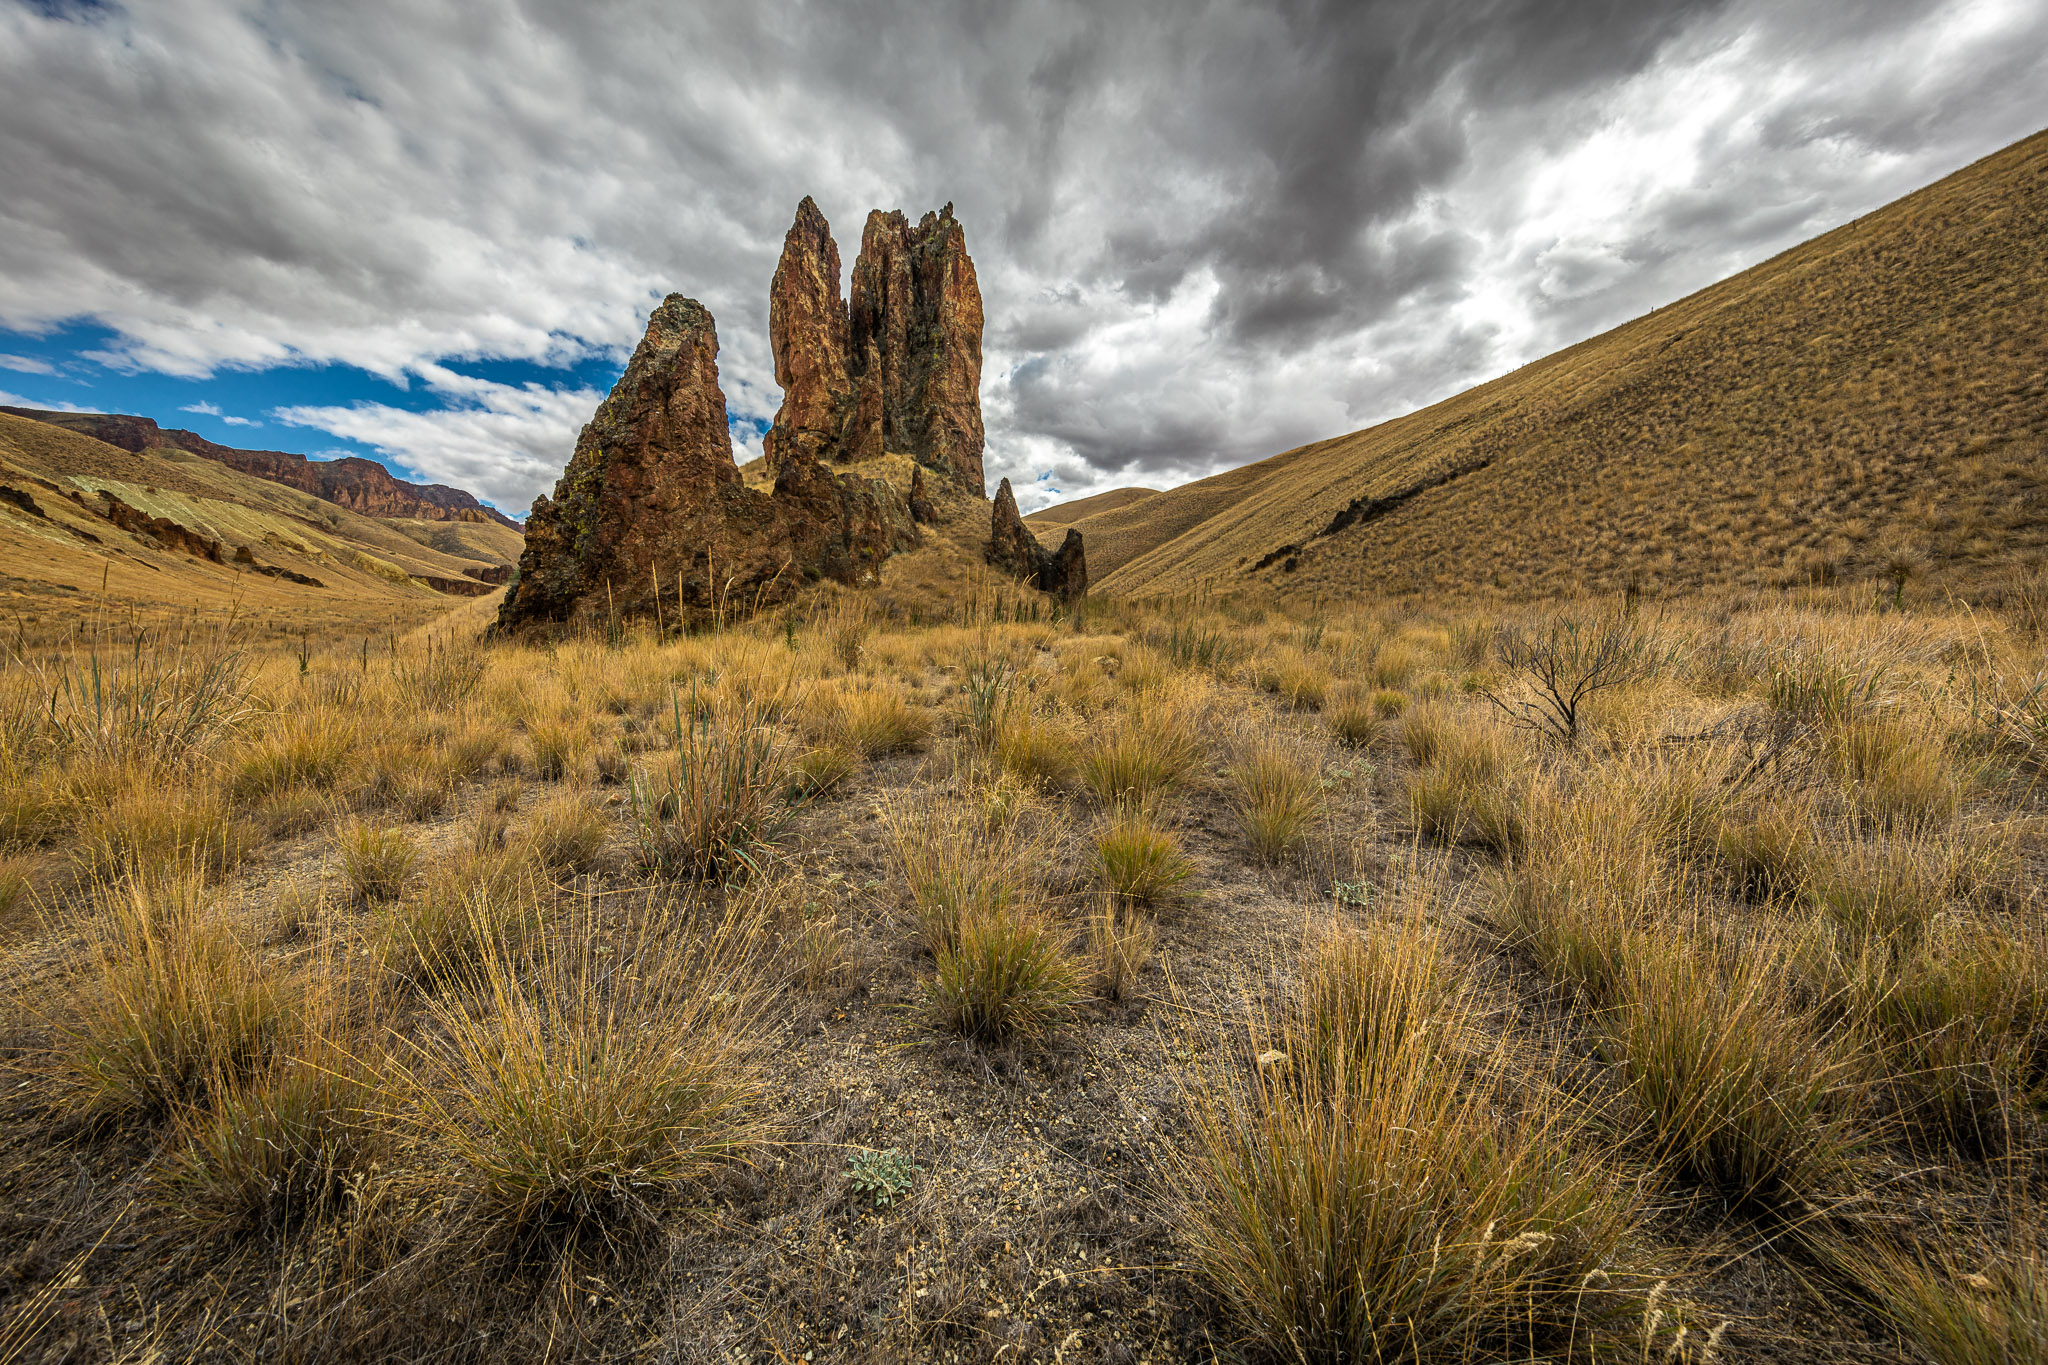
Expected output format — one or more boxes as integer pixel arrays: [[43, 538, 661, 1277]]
[[390, 900, 774, 1235], [1095, 815, 1194, 907], [231, 708, 357, 800], [1168, 914, 1644, 1361], [630, 696, 797, 880], [994, 709, 1080, 789], [48, 877, 290, 1115], [528, 719, 585, 784], [882, 799, 1029, 953], [156, 973, 381, 1232], [833, 685, 930, 759], [336, 820, 419, 905], [1606, 941, 1861, 1210], [1831, 1219, 2048, 1365], [525, 793, 609, 876], [381, 851, 548, 989], [923, 905, 1081, 1044], [1088, 898, 1156, 1002], [74, 784, 251, 883], [1227, 737, 1326, 863], [1079, 707, 1203, 814], [1325, 685, 1381, 747]]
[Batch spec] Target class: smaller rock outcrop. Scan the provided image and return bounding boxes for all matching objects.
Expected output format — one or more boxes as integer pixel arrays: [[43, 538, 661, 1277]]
[[908, 465, 936, 524], [97, 491, 224, 562], [986, 478, 1087, 606]]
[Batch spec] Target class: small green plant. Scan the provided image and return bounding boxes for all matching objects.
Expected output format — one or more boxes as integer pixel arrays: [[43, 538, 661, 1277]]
[[962, 653, 1015, 750], [846, 1147, 920, 1208]]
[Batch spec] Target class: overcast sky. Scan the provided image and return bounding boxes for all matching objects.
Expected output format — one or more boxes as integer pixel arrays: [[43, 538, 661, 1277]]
[[2, 0, 2044, 515]]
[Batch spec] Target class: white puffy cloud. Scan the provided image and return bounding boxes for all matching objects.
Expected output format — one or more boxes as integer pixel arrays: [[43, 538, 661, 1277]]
[[274, 369, 604, 508], [2, 0, 2043, 515]]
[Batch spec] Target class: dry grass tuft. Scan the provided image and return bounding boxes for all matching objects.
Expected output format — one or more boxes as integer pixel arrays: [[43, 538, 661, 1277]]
[[335, 819, 419, 905], [524, 793, 609, 876], [1088, 898, 1156, 1002], [45, 877, 291, 1116], [923, 905, 1081, 1044], [1227, 735, 1327, 863], [882, 798, 1031, 954], [1095, 815, 1194, 907], [1167, 914, 1645, 1361], [630, 698, 797, 880], [387, 899, 775, 1235]]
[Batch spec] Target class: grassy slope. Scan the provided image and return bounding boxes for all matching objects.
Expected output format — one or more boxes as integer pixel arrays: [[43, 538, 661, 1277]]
[[0, 414, 513, 640], [1078, 128, 2048, 602], [1023, 486, 1160, 543]]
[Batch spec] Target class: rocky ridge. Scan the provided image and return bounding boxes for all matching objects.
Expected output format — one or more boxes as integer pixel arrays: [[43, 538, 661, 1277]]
[[0, 407, 517, 529]]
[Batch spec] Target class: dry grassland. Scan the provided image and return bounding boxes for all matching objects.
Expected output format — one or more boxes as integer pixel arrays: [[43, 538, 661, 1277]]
[[1, 574, 2045, 1364], [1066, 129, 2048, 609]]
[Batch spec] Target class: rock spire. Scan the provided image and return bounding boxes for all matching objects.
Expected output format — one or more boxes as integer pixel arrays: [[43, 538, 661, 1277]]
[[765, 199, 986, 494], [495, 295, 915, 636]]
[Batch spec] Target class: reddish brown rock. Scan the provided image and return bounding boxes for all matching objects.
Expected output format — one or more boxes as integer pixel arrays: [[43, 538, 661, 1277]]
[[1043, 528, 1087, 606], [496, 294, 916, 637], [763, 198, 985, 494], [848, 204, 986, 493], [764, 197, 852, 472], [908, 465, 936, 524], [96, 490, 224, 562], [986, 477, 1087, 606]]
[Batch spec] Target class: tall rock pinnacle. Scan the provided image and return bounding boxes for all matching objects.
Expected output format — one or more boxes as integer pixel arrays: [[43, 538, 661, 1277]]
[[766, 199, 986, 495], [765, 196, 852, 474]]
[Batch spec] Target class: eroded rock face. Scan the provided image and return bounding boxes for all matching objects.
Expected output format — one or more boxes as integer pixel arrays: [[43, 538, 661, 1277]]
[[496, 294, 916, 637], [986, 477, 1087, 606], [849, 205, 986, 494], [763, 199, 986, 494], [764, 197, 852, 473]]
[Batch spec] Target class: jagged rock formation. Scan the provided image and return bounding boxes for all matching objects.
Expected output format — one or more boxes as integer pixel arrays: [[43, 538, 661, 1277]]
[[496, 295, 917, 636], [987, 478, 1087, 605], [764, 198, 986, 494], [97, 490, 224, 563], [0, 407, 517, 528]]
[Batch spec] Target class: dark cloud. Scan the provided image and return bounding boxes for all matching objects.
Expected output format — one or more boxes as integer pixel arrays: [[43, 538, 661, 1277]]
[[1, 0, 2042, 511]]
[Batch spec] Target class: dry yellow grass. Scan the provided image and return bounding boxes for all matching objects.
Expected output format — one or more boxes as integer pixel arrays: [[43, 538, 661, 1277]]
[[1, 555, 2043, 1362], [1056, 130, 2048, 610]]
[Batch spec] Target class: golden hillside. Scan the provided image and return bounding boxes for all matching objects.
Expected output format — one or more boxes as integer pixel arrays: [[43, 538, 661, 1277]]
[[0, 412, 520, 642], [1022, 485, 1159, 540], [1068, 128, 2048, 603]]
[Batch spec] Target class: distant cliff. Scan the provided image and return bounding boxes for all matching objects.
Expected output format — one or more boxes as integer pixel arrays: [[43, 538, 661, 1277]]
[[0, 407, 519, 529]]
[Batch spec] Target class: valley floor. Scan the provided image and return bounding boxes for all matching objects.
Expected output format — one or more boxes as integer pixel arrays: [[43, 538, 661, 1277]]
[[1, 577, 2045, 1363]]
